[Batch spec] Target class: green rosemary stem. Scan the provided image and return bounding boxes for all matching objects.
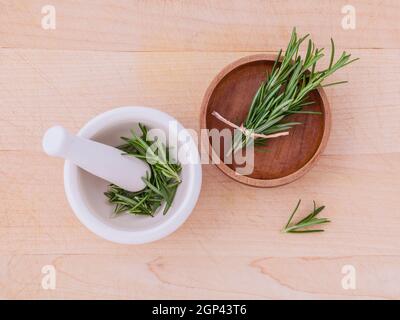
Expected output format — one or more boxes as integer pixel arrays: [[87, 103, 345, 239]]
[[282, 199, 330, 233]]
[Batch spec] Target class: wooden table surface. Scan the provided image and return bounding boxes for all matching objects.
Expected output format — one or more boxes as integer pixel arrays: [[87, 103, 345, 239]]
[[1, 0, 399, 299]]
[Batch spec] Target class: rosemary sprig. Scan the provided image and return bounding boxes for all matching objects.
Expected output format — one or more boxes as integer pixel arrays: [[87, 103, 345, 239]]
[[282, 199, 330, 233], [104, 124, 181, 217], [229, 28, 358, 154]]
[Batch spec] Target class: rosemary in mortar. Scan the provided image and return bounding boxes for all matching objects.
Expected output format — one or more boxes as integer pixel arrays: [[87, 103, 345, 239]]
[[104, 124, 181, 217], [219, 28, 358, 155], [282, 199, 330, 233]]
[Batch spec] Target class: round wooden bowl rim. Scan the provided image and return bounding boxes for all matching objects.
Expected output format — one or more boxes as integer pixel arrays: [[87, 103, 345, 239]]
[[199, 54, 331, 188]]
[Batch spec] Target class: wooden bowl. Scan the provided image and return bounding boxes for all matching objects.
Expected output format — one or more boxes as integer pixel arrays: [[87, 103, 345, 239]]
[[200, 54, 331, 187]]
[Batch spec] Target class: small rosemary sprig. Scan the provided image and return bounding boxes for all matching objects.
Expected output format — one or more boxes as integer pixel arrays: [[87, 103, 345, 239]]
[[104, 124, 181, 217], [228, 28, 358, 154], [282, 199, 330, 233]]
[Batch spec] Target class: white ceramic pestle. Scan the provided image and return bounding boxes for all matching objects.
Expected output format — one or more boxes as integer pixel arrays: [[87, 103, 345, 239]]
[[42, 125, 150, 192]]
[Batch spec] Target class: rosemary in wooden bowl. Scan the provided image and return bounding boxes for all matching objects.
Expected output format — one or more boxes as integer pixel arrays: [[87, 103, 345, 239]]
[[213, 28, 358, 155]]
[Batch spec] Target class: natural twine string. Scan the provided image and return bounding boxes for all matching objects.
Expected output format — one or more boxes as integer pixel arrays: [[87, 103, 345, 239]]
[[211, 111, 289, 139]]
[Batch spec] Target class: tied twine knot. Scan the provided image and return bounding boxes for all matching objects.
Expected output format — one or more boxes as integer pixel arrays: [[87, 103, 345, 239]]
[[211, 111, 289, 139]]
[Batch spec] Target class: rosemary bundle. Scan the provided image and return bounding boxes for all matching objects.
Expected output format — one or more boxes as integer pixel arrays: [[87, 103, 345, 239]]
[[217, 28, 358, 155], [104, 124, 181, 217]]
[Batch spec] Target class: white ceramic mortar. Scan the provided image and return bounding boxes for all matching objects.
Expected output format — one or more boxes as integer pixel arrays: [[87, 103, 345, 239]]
[[63, 106, 202, 244]]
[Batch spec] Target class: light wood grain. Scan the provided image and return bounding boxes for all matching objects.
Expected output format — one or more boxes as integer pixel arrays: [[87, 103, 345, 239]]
[[0, 0, 400, 299], [1, 0, 399, 51]]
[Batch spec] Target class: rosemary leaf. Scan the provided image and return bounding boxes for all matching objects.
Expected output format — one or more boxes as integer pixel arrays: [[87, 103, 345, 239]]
[[282, 199, 330, 233]]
